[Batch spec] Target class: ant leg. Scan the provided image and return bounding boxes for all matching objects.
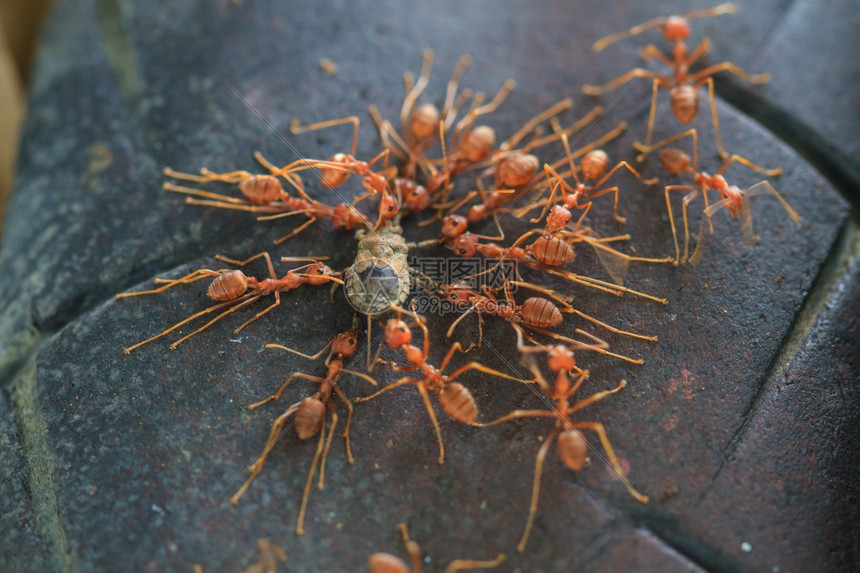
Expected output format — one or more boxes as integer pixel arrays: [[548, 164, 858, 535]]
[[683, 37, 711, 69], [681, 188, 705, 260], [332, 385, 355, 463], [355, 377, 419, 403], [163, 166, 250, 184], [398, 523, 425, 573], [168, 295, 262, 349], [215, 251, 276, 278], [518, 427, 561, 552], [499, 98, 572, 152], [272, 217, 318, 245], [116, 269, 223, 299], [639, 44, 674, 68], [569, 379, 627, 413], [368, 104, 410, 162], [442, 54, 473, 122], [635, 128, 698, 171], [469, 79, 518, 122], [539, 266, 668, 304], [401, 49, 434, 137], [585, 236, 674, 264], [716, 154, 783, 178], [416, 383, 445, 464], [231, 294, 282, 334], [591, 15, 671, 53], [163, 181, 252, 205], [247, 372, 325, 410], [230, 402, 302, 505], [446, 362, 532, 385], [123, 297, 252, 354], [445, 554, 507, 573], [296, 414, 327, 536], [317, 400, 339, 490], [582, 69, 665, 96], [641, 79, 660, 153], [567, 421, 648, 503], [290, 116, 360, 157], [472, 409, 555, 428], [690, 61, 770, 86]]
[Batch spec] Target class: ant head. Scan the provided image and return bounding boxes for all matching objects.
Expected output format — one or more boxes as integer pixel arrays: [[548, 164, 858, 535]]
[[377, 192, 400, 222], [547, 345, 575, 373], [445, 233, 478, 257], [320, 153, 351, 188], [498, 153, 540, 187], [331, 329, 360, 357], [397, 178, 431, 213], [384, 318, 412, 350], [546, 204, 573, 233], [659, 148, 692, 175], [305, 263, 337, 285], [580, 150, 609, 181], [467, 204, 487, 223], [459, 125, 496, 163], [440, 215, 469, 240], [722, 184, 744, 217], [332, 203, 368, 231], [669, 86, 700, 124], [410, 103, 441, 139], [438, 281, 476, 304], [662, 16, 691, 42]]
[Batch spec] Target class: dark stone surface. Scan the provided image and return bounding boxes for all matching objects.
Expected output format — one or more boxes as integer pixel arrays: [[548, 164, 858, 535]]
[[1, 0, 858, 571]]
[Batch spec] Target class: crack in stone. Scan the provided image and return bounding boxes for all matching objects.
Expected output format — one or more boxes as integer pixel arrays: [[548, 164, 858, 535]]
[[10, 356, 77, 573], [700, 218, 860, 501]]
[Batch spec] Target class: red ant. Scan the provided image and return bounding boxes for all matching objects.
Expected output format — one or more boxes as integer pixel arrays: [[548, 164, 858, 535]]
[[444, 230, 667, 303], [163, 154, 370, 244], [647, 128, 799, 264], [355, 304, 529, 464], [520, 122, 657, 226], [584, 3, 769, 160], [502, 199, 673, 286], [283, 120, 403, 229], [472, 328, 648, 551], [116, 252, 343, 353], [368, 49, 492, 182], [438, 280, 653, 365], [368, 523, 505, 573], [230, 329, 377, 535]]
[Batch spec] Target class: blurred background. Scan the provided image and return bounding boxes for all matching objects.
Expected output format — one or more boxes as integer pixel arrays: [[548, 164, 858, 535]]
[[0, 0, 53, 235]]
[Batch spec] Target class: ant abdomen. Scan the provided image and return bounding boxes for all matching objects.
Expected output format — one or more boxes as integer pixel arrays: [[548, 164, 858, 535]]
[[558, 429, 588, 471], [294, 397, 326, 440], [239, 175, 283, 204], [207, 270, 249, 301], [439, 383, 478, 423], [520, 297, 563, 328]]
